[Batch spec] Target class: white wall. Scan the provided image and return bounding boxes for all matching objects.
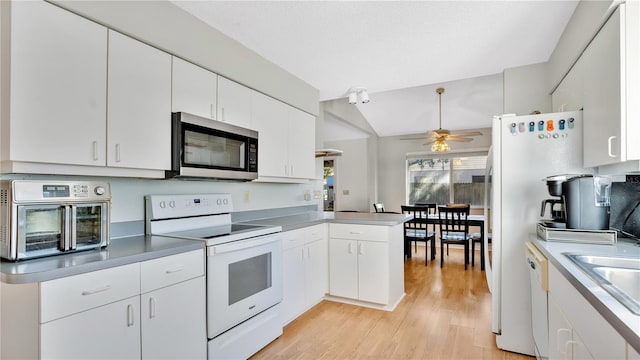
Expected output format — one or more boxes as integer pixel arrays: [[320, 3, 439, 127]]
[[50, 0, 319, 116], [503, 62, 551, 115], [324, 138, 371, 212]]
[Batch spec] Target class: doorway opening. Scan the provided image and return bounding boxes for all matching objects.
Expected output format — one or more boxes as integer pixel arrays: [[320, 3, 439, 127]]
[[323, 159, 335, 211]]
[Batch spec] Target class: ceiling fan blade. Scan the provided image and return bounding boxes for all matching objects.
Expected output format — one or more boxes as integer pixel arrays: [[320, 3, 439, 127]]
[[423, 139, 437, 145], [450, 131, 482, 137], [400, 136, 428, 141], [448, 137, 474, 142]]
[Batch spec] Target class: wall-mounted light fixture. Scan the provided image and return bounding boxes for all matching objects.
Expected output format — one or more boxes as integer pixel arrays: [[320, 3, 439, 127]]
[[347, 87, 370, 104]]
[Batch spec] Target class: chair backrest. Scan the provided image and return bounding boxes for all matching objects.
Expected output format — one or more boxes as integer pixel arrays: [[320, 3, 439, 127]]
[[437, 204, 471, 237], [373, 203, 385, 213], [402, 204, 437, 232]]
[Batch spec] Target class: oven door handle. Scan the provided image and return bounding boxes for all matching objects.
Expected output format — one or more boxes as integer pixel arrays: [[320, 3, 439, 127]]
[[209, 234, 281, 255], [69, 205, 77, 250]]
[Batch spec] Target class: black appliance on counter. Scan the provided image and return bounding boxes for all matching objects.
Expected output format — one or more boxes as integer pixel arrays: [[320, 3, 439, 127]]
[[610, 181, 640, 239]]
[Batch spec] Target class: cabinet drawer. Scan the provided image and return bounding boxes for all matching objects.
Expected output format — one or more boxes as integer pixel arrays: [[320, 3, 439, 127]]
[[40, 263, 140, 323], [329, 223, 388, 242], [282, 224, 327, 251], [140, 250, 204, 293]]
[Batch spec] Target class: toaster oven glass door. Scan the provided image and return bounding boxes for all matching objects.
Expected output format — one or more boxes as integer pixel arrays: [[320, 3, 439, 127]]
[[73, 203, 108, 250], [17, 205, 67, 258]]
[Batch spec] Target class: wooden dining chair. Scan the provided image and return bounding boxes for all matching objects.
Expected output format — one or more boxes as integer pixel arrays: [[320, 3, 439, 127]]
[[373, 203, 385, 213], [401, 204, 436, 265], [437, 204, 473, 269]]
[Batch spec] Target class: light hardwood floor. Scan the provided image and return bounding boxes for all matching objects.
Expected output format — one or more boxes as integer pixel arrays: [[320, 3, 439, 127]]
[[252, 246, 534, 359]]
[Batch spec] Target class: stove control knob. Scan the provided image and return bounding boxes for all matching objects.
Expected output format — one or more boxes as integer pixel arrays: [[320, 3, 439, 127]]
[[223, 198, 229, 205], [169, 201, 176, 208], [216, 199, 222, 205], [159, 201, 166, 208], [94, 186, 105, 196]]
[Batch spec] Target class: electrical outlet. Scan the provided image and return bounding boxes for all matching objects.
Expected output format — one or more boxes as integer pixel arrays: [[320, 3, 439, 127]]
[[343, 189, 350, 195], [303, 190, 311, 201], [243, 190, 250, 202], [626, 174, 640, 183], [313, 190, 322, 199]]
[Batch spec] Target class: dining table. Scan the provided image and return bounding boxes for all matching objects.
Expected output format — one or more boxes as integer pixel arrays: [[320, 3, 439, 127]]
[[416, 212, 487, 270]]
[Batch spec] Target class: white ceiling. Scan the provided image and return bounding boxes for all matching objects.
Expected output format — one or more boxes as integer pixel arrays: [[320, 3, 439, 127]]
[[172, 0, 578, 137]]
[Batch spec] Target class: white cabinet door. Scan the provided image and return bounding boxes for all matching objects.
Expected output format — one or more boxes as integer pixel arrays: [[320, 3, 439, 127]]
[[282, 246, 306, 325], [252, 92, 289, 177], [329, 238, 358, 299], [41, 297, 141, 360], [548, 298, 573, 360], [171, 57, 217, 120], [107, 30, 171, 170], [141, 277, 207, 359], [288, 108, 316, 179], [217, 76, 252, 129], [357, 240, 389, 304], [305, 237, 328, 305], [583, 6, 623, 167], [9, 1, 107, 166]]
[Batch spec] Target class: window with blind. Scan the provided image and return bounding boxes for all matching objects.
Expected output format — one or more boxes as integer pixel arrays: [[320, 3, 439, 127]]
[[407, 154, 488, 207]]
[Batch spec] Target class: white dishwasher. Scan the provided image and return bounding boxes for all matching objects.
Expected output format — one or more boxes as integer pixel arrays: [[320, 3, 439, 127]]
[[526, 241, 549, 360]]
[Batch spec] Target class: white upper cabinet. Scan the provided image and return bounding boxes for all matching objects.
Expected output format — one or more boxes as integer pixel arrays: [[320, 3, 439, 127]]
[[252, 92, 289, 177], [6, 1, 108, 166], [582, 3, 640, 168], [287, 108, 316, 179], [107, 30, 172, 170], [171, 57, 218, 120], [217, 76, 253, 129], [252, 92, 316, 180]]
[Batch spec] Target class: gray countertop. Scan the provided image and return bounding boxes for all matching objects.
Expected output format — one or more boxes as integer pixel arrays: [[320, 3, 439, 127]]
[[0, 235, 204, 284], [239, 211, 412, 231], [531, 235, 640, 353]]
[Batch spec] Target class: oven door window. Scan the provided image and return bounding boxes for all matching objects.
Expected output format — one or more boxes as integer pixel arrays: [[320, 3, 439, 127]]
[[228, 253, 272, 305], [74, 203, 106, 248], [183, 127, 246, 170], [18, 205, 66, 254]]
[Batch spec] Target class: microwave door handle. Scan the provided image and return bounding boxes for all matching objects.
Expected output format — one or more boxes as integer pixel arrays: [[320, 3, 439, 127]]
[[70, 205, 77, 250]]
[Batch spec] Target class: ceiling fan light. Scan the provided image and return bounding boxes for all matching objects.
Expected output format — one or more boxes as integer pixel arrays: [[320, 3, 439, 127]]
[[431, 139, 450, 152], [360, 90, 370, 103], [348, 91, 357, 104]]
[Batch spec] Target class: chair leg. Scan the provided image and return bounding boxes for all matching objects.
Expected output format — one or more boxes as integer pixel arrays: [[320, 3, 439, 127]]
[[431, 238, 436, 260], [440, 241, 444, 268], [446, 243, 449, 256], [472, 240, 475, 267], [414, 240, 417, 254], [424, 242, 428, 266], [464, 243, 468, 270]]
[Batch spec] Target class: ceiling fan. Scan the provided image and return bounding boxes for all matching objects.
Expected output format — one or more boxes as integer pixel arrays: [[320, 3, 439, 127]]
[[401, 87, 482, 152]]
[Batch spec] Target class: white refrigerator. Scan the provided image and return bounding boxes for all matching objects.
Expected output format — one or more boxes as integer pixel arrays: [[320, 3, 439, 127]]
[[484, 111, 587, 356]]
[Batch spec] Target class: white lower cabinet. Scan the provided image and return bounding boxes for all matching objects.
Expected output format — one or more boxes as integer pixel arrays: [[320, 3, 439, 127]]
[[548, 263, 626, 359], [0, 250, 205, 360], [328, 223, 404, 307], [141, 277, 206, 359], [282, 224, 328, 325], [41, 296, 141, 359]]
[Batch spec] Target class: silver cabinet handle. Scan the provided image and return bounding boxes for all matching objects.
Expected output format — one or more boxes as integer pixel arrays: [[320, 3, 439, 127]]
[[92, 141, 99, 161], [348, 242, 354, 254], [127, 304, 134, 327], [607, 136, 617, 158], [81, 284, 111, 296], [115, 143, 121, 162], [221, 107, 225, 122], [307, 246, 311, 259], [165, 266, 185, 274], [358, 243, 364, 255], [210, 104, 215, 119], [149, 297, 156, 319]]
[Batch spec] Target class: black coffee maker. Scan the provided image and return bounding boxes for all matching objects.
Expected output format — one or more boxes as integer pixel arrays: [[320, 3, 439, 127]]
[[540, 175, 569, 228]]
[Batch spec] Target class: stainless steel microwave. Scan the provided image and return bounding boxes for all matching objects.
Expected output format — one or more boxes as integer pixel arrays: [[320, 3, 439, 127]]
[[166, 112, 258, 181], [0, 180, 111, 261]]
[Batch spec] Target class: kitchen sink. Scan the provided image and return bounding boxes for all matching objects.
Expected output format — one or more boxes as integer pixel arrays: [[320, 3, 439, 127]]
[[565, 254, 640, 315]]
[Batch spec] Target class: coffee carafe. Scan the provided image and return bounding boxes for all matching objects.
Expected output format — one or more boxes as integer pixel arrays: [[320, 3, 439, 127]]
[[540, 175, 569, 227], [563, 175, 611, 230]]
